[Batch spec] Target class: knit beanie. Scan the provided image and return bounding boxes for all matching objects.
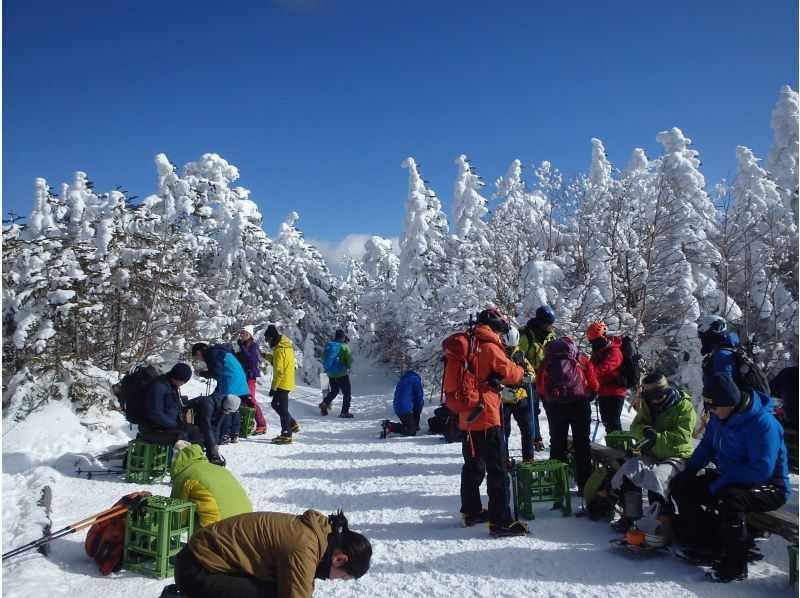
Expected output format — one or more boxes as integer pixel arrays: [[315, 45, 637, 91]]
[[703, 373, 742, 409], [264, 324, 279, 341], [335, 329, 347, 341], [641, 372, 669, 402], [242, 325, 255, 337], [167, 363, 193, 382], [222, 394, 241, 413]]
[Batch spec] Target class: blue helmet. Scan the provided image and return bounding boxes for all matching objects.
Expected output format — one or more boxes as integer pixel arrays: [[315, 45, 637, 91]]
[[535, 305, 556, 324]]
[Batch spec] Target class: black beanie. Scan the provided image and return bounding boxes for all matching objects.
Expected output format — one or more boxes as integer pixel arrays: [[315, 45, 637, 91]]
[[703, 373, 742, 409], [264, 324, 279, 341], [168, 363, 193, 382], [335, 329, 346, 341]]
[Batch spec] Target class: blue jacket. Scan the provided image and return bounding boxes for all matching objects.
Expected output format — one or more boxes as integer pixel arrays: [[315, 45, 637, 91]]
[[200, 345, 250, 397], [146, 375, 183, 429], [686, 389, 790, 500], [393, 370, 424, 416], [701, 332, 740, 386]]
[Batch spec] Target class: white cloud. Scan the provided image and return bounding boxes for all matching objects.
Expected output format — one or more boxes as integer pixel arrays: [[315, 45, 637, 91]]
[[309, 234, 399, 273]]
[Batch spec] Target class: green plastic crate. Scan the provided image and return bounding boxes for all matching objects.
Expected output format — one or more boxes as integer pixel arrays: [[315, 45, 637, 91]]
[[785, 429, 798, 473], [239, 406, 256, 438], [605, 430, 637, 452], [123, 495, 195, 579], [515, 459, 571, 519], [125, 440, 171, 483]]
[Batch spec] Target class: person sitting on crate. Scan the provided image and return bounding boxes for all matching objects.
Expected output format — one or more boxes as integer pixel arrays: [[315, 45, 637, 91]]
[[609, 371, 696, 541], [381, 368, 424, 438], [138, 363, 204, 448], [173, 509, 372, 597], [170, 440, 252, 528], [670, 373, 790, 583]]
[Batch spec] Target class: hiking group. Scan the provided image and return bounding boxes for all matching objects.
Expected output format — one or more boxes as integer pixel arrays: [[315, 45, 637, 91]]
[[383, 307, 793, 583]]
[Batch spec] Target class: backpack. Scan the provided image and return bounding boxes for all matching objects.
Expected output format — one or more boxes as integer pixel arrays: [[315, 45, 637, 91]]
[[617, 336, 643, 389], [322, 341, 348, 375], [541, 337, 592, 403], [729, 345, 770, 394], [85, 492, 151, 575], [428, 405, 461, 443], [441, 327, 482, 415], [112, 365, 160, 425]]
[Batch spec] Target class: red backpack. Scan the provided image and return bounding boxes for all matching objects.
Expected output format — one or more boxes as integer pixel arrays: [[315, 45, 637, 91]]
[[540, 337, 594, 403], [441, 327, 482, 415], [85, 492, 151, 575]]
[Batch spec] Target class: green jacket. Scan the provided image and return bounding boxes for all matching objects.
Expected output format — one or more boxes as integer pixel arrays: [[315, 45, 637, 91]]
[[170, 444, 253, 528], [328, 343, 353, 379], [518, 328, 557, 371], [630, 391, 697, 461]]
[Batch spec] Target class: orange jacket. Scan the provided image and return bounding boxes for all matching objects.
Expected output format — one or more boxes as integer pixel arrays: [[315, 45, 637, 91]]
[[458, 324, 525, 431]]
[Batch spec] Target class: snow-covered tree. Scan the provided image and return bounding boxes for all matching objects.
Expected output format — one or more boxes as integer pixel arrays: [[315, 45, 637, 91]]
[[766, 85, 799, 216]]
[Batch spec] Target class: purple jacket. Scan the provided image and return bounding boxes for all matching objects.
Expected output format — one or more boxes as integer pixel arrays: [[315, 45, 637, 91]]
[[237, 339, 261, 380]]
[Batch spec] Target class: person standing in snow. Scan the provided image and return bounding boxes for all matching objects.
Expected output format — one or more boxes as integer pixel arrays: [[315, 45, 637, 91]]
[[192, 342, 250, 444], [670, 373, 789, 582], [320, 329, 355, 418], [517, 305, 558, 451], [586, 322, 627, 434], [236, 325, 268, 435], [173, 509, 372, 597], [459, 308, 531, 537], [138, 363, 204, 447], [381, 369, 424, 438], [170, 440, 253, 529], [263, 325, 299, 445]]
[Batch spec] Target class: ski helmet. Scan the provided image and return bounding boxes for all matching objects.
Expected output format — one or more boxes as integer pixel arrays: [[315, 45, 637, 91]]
[[477, 308, 510, 333], [535, 305, 556, 324], [697, 315, 728, 336], [586, 321, 608, 341], [501, 327, 520, 348]]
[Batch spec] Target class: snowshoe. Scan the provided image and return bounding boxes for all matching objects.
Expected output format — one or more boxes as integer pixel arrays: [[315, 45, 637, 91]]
[[271, 434, 293, 445], [461, 509, 490, 527], [676, 546, 717, 566], [488, 521, 529, 537], [319, 402, 329, 416]]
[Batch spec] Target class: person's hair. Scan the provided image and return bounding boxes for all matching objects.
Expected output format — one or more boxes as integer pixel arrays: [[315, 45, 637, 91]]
[[242, 336, 254, 349], [329, 511, 372, 579], [191, 342, 208, 355]]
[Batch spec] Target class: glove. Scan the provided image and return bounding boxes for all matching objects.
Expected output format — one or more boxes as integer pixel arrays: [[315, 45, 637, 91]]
[[642, 426, 657, 440], [638, 436, 656, 456], [269, 389, 275, 397], [520, 373, 534, 386], [512, 351, 526, 366]]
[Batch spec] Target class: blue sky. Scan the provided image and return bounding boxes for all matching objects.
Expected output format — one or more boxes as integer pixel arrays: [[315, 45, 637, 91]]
[[3, 0, 797, 261]]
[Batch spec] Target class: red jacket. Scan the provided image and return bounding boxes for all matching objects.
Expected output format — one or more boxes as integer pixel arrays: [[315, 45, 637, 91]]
[[590, 336, 626, 398], [458, 324, 525, 432]]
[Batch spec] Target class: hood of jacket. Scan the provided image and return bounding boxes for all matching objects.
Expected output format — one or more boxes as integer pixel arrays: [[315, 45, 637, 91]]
[[474, 324, 503, 348], [171, 443, 208, 477], [274, 335, 293, 351], [723, 387, 773, 428]]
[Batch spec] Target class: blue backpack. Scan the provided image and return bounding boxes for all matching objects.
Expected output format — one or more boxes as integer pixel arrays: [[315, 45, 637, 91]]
[[323, 341, 347, 375]]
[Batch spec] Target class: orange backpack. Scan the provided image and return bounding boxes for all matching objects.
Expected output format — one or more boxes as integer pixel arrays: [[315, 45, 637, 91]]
[[85, 491, 151, 575], [441, 327, 481, 415]]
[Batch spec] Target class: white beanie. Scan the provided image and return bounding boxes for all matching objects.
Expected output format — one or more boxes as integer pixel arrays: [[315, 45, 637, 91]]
[[173, 440, 192, 454], [242, 325, 255, 337], [222, 394, 241, 413]]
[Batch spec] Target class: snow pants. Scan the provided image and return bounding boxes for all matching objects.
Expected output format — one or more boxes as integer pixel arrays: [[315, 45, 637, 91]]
[[271, 389, 296, 436], [598, 395, 624, 434], [174, 545, 278, 598], [388, 411, 421, 436], [246, 379, 267, 428], [137, 422, 203, 447], [460, 426, 512, 527], [503, 400, 534, 461], [323, 375, 352, 413], [544, 399, 592, 493]]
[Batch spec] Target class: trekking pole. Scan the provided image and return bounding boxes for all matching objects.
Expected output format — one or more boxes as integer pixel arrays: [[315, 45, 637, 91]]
[[2, 503, 130, 560], [591, 399, 601, 443]]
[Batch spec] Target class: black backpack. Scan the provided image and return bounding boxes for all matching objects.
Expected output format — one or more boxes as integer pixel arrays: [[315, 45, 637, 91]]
[[112, 365, 160, 425], [729, 346, 770, 394], [616, 336, 642, 389]]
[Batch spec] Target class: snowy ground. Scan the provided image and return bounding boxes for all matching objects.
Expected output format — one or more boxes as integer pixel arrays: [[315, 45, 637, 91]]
[[2, 356, 798, 598]]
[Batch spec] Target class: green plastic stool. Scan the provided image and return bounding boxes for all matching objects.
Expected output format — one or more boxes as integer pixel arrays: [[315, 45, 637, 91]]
[[516, 459, 571, 520], [239, 406, 256, 438], [125, 440, 171, 483], [123, 495, 195, 579], [605, 430, 637, 452], [785, 429, 798, 473], [789, 544, 798, 588]]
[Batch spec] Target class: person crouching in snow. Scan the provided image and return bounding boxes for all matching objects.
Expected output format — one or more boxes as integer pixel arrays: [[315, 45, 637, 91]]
[[609, 372, 696, 541], [381, 369, 424, 438], [170, 440, 253, 529], [173, 509, 372, 598]]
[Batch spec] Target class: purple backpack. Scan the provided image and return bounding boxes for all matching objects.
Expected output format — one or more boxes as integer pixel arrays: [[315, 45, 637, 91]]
[[542, 337, 591, 403]]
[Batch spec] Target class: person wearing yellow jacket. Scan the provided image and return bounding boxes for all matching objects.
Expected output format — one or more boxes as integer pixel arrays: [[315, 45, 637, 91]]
[[263, 324, 298, 444], [170, 441, 253, 528], [173, 509, 372, 598]]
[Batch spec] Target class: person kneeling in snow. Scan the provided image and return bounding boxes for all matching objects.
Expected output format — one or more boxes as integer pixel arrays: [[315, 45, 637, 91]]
[[173, 509, 372, 598], [670, 373, 790, 582], [381, 369, 424, 438], [609, 371, 696, 541], [170, 440, 252, 529]]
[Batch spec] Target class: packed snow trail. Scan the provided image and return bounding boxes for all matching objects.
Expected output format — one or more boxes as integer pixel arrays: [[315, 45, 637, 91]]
[[2, 360, 797, 597]]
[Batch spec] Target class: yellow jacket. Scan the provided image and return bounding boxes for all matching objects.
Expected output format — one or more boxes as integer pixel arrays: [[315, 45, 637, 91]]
[[263, 335, 296, 391]]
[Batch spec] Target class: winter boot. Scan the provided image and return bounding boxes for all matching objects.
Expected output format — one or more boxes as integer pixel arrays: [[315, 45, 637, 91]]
[[253, 426, 268, 435], [339, 412, 354, 419], [534, 437, 545, 452], [208, 447, 226, 467], [218, 435, 232, 445], [271, 434, 293, 445], [380, 420, 391, 439], [461, 509, 491, 527], [707, 554, 748, 582], [489, 521, 530, 537], [319, 402, 329, 416], [291, 422, 300, 433], [611, 516, 635, 533]]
